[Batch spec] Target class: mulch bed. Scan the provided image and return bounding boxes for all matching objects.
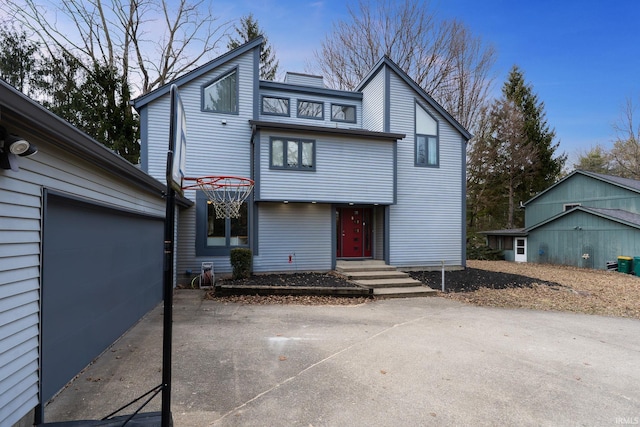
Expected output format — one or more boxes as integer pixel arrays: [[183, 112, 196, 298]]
[[216, 272, 358, 288], [408, 268, 562, 292], [214, 268, 561, 293]]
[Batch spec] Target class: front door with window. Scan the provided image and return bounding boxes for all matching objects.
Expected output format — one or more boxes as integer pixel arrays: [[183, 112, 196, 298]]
[[514, 237, 527, 262], [337, 207, 372, 258]]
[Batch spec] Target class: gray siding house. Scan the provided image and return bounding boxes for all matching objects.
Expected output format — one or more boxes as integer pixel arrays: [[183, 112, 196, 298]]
[[134, 37, 470, 277], [483, 170, 640, 269], [0, 80, 169, 426]]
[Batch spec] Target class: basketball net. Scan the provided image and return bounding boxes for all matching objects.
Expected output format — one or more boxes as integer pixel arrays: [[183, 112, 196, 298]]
[[183, 176, 254, 219]]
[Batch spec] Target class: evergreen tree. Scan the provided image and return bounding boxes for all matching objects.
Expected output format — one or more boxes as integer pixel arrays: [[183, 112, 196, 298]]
[[228, 14, 279, 80], [574, 145, 613, 174], [502, 65, 566, 200], [0, 25, 42, 96]]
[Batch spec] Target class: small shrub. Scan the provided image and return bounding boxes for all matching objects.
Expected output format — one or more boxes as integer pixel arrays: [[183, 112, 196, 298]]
[[230, 248, 252, 279]]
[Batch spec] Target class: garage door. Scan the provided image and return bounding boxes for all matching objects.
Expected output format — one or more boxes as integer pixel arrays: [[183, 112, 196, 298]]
[[41, 192, 164, 402]]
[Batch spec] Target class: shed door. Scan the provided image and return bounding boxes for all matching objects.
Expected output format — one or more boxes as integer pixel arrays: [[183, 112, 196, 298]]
[[41, 192, 163, 403], [514, 237, 527, 262]]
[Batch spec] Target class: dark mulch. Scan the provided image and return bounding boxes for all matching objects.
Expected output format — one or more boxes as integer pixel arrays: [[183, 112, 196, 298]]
[[408, 268, 561, 292], [216, 272, 358, 288], [216, 268, 561, 293]]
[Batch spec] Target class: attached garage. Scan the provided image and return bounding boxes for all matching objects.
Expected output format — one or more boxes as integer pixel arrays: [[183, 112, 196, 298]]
[[0, 80, 184, 426], [40, 192, 164, 403]]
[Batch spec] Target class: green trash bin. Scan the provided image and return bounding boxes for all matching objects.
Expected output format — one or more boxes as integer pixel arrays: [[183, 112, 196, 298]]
[[634, 257, 640, 276], [618, 256, 633, 274]]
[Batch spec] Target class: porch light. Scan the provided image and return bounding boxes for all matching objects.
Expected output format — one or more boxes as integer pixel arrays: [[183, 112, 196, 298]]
[[283, 200, 288, 204]]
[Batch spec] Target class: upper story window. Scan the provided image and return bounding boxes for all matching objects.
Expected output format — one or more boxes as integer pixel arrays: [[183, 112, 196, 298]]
[[297, 100, 324, 119], [331, 103, 356, 123], [270, 137, 315, 171], [203, 69, 238, 114], [415, 102, 438, 167], [262, 96, 290, 116]]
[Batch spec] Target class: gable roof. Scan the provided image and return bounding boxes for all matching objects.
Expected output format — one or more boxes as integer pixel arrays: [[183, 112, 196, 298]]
[[526, 205, 640, 232], [132, 36, 264, 109], [356, 56, 472, 141], [524, 169, 640, 206]]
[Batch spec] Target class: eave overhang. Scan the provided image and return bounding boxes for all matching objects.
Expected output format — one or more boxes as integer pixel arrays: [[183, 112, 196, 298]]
[[249, 120, 405, 142]]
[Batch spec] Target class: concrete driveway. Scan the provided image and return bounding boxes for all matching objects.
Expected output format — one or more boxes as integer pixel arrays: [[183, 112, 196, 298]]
[[45, 291, 640, 426]]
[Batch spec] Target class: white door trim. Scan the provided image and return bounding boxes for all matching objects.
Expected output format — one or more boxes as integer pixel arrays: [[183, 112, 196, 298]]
[[514, 237, 527, 262]]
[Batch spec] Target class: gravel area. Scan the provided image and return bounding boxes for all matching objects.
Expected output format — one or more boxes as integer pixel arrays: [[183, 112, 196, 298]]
[[446, 260, 640, 319], [205, 262, 640, 319]]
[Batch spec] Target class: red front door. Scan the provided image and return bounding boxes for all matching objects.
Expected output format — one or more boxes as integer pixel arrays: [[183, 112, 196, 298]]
[[337, 208, 372, 258]]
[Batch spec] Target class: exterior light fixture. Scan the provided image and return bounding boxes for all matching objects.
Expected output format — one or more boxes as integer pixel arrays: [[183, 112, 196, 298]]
[[0, 127, 38, 171], [283, 200, 289, 204]]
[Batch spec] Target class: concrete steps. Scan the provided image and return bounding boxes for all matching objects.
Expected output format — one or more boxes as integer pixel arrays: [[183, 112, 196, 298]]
[[336, 260, 437, 298]]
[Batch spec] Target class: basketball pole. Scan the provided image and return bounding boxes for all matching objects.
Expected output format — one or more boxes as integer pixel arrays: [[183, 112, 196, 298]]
[[160, 85, 181, 427], [161, 164, 175, 427]]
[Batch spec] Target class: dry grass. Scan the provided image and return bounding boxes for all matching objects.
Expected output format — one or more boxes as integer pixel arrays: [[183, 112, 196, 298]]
[[445, 260, 640, 319]]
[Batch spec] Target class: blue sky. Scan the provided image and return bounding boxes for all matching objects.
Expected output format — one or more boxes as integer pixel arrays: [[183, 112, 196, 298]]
[[215, 0, 640, 167]]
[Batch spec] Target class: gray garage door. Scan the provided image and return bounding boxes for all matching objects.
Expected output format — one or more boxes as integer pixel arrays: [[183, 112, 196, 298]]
[[41, 191, 164, 402]]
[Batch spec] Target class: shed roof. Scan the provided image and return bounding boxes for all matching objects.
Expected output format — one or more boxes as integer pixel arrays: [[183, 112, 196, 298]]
[[478, 228, 527, 237]]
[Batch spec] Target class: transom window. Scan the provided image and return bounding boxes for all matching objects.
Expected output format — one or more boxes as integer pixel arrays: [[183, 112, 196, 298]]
[[270, 138, 315, 170], [415, 102, 438, 167], [203, 69, 238, 114], [331, 104, 356, 123], [297, 100, 324, 119], [262, 96, 290, 116]]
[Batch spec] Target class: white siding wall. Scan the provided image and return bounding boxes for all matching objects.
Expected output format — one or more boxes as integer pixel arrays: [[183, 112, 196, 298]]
[[258, 131, 395, 204], [258, 89, 362, 130], [0, 144, 164, 427], [388, 73, 464, 268], [253, 203, 332, 272], [360, 70, 385, 132]]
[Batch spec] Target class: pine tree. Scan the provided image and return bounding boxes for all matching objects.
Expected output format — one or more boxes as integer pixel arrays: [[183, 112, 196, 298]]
[[502, 65, 566, 200], [228, 14, 279, 80]]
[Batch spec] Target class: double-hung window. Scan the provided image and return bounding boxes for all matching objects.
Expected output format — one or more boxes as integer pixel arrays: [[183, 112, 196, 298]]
[[203, 69, 238, 114], [415, 102, 439, 167], [270, 138, 315, 170], [262, 96, 290, 116], [196, 192, 249, 256]]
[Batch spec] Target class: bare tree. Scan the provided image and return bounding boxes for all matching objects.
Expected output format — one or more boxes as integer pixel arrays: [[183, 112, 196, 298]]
[[609, 97, 640, 179], [313, 0, 496, 131], [489, 98, 534, 228], [3, 0, 230, 95]]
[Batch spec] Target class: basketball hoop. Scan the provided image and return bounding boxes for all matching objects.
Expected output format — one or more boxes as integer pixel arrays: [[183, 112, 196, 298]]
[[183, 175, 254, 219]]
